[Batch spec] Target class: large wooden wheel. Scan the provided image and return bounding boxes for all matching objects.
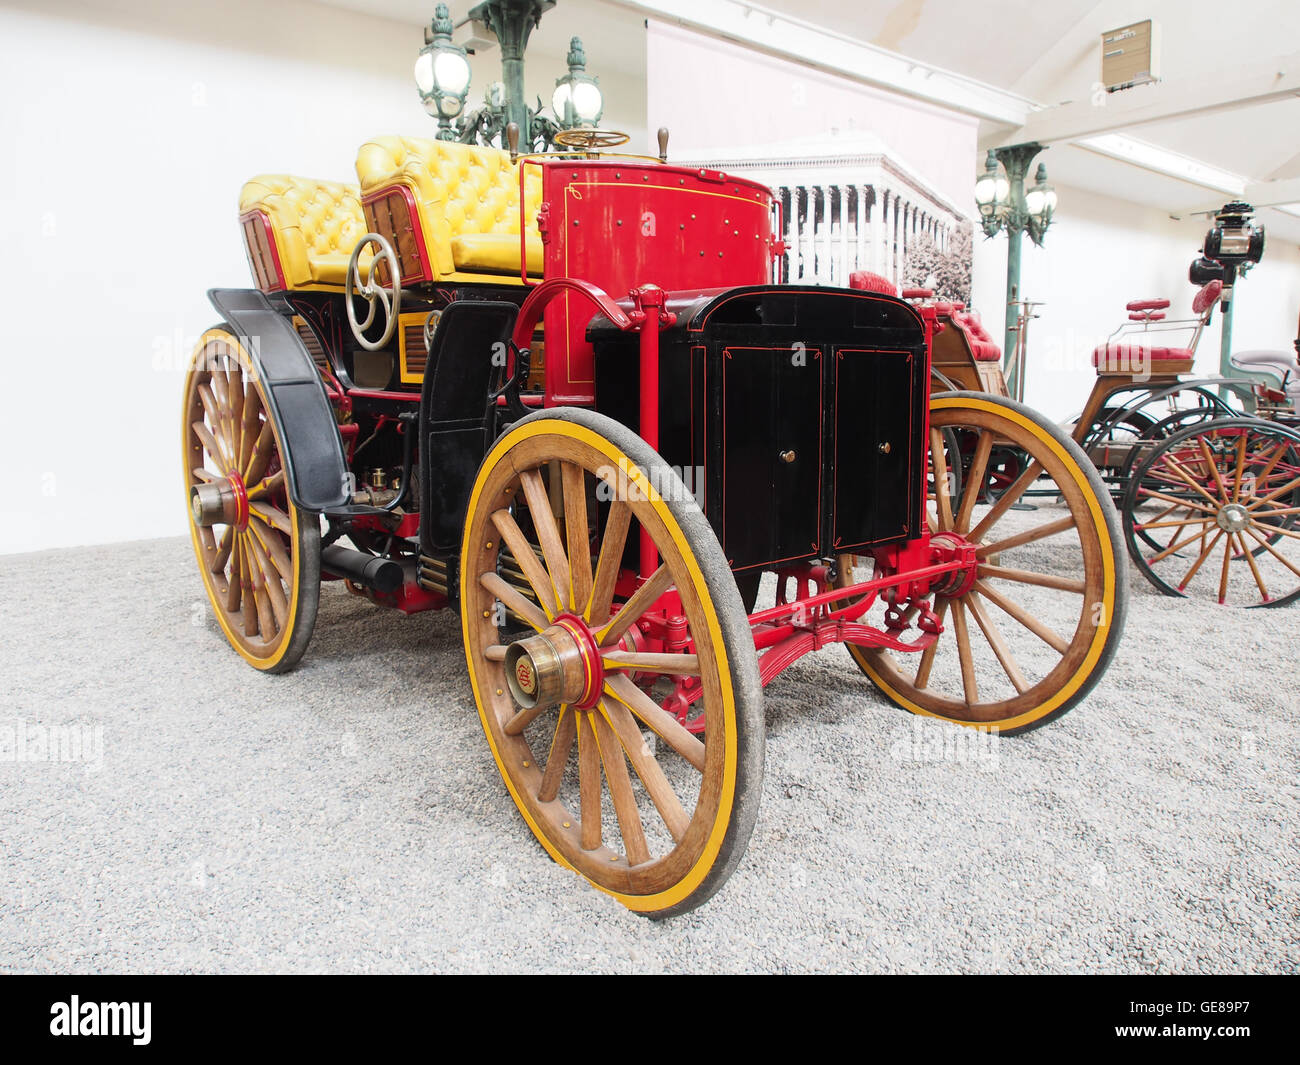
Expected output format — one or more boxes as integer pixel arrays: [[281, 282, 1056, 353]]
[[837, 393, 1128, 734], [1122, 417, 1300, 607], [183, 327, 320, 672], [460, 408, 764, 918]]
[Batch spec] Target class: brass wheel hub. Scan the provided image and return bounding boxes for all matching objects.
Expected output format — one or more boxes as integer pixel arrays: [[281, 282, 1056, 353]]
[[190, 472, 250, 531], [504, 614, 605, 710]]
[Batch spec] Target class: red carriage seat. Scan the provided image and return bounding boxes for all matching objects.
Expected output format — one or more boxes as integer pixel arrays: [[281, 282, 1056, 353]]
[[848, 270, 898, 295], [1192, 279, 1223, 315], [868, 276, 1003, 363], [1091, 284, 1223, 374], [948, 308, 1001, 362], [1091, 341, 1195, 373]]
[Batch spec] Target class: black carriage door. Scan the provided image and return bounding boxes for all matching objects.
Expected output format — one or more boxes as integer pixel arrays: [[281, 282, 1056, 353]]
[[831, 347, 918, 551], [719, 345, 823, 571]]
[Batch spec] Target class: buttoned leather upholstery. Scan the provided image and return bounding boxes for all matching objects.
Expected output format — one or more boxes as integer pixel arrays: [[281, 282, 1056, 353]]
[[355, 136, 543, 278], [847, 271, 897, 296], [888, 282, 1003, 364], [239, 175, 370, 289], [949, 308, 1001, 362]]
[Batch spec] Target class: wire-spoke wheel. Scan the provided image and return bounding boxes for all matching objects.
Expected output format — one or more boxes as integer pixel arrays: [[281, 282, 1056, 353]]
[[1123, 417, 1300, 607], [838, 392, 1128, 734], [460, 408, 764, 918], [183, 327, 320, 672]]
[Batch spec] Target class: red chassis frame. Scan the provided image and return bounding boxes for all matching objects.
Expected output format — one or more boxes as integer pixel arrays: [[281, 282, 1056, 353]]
[[506, 262, 963, 730]]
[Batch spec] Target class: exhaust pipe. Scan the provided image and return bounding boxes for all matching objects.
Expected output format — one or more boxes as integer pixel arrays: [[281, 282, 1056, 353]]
[[321, 545, 404, 594]]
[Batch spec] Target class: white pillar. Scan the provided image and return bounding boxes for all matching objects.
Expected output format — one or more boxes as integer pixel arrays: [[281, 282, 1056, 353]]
[[855, 185, 866, 275], [871, 189, 884, 275], [881, 193, 890, 281], [819, 186, 831, 284], [790, 187, 800, 280], [896, 200, 907, 284], [787, 187, 800, 282], [892, 195, 902, 283], [837, 185, 848, 286]]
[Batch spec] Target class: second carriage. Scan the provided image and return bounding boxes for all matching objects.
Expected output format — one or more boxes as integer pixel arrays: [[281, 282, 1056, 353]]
[[898, 205, 1300, 608]]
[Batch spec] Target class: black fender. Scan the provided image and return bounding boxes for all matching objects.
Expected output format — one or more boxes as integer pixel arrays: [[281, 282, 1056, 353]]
[[419, 300, 519, 555], [206, 288, 351, 512]]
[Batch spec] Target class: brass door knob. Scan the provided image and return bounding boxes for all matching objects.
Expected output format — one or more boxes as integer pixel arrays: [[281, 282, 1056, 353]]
[[878, 441, 892, 455], [779, 449, 796, 463]]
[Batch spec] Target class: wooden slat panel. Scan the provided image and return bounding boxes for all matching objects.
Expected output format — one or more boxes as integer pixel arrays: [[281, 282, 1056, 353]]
[[243, 217, 274, 291], [366, 191, 423, 285], [292, 317, 329, 373]]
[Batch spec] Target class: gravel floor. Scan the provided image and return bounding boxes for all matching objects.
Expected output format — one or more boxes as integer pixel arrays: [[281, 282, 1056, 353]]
[[0, 535, 1296, 974]]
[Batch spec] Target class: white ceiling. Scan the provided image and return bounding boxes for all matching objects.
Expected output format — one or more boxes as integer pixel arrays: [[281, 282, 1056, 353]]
[[315, 0, 647, 69], [751, 0, 1101, 89], [316, 0, 1300, 239], [746, 0, 1300, 239]]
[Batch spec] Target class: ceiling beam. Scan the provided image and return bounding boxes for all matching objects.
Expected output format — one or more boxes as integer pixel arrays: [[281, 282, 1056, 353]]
[[994, 51, 1300, 146], [1174, 176, 1300, 218], [607, 0, 1034, 125], [1077, 134, 1247, 196]]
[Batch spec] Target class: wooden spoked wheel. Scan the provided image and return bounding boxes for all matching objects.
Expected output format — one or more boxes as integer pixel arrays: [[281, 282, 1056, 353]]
[[183, 328, 320, 672], [1123, 417, 1300, 607], [837, 393, 1127, 734], [460, 409, 763, 918]]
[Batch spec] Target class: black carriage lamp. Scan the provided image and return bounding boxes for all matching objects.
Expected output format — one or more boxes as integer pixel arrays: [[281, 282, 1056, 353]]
[[415, 4, 473, 140], [551, 37, 603, 130], [1197, 201, 1267, 381], [973, 143, 1058, 399], [416, 0, 605, 151]]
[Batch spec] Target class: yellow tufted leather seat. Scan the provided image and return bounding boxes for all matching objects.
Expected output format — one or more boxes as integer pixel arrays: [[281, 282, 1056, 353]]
[[355, 136, 543, 280], [238, 175, 370, 290]]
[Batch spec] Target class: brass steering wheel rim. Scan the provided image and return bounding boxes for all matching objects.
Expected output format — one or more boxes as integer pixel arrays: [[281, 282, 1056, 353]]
[[345, 232, 402, 352], [552, 128, 631, 152]]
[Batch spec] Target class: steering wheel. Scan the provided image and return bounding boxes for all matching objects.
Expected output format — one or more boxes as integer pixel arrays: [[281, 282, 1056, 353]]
[[553, 128, 630, 152], [346, 233, 402, 351]]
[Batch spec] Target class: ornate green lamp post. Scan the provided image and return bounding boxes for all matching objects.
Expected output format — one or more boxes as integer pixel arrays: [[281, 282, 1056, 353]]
[[974, 143, 1057, 399], [417, 0, 604, 152], [551, 37, 604, 129], [468, 0, 553, 146], [414, 5, 473, 140]]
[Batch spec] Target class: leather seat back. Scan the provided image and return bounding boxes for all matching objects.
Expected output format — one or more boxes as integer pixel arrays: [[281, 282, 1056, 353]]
[[239, 175, 368, 291], [355, 136, 543, 280]]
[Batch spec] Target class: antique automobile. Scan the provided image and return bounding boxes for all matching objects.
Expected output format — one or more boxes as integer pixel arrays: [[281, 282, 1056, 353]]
[[183, 126, 1128, 916], [900, 202, 1300, 608]]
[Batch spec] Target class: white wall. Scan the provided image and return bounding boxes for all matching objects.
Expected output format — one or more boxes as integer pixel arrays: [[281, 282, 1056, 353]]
[[971, 183, 1300, 422], [645, 20, 977, 211], [0, 0, 646, 555]]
